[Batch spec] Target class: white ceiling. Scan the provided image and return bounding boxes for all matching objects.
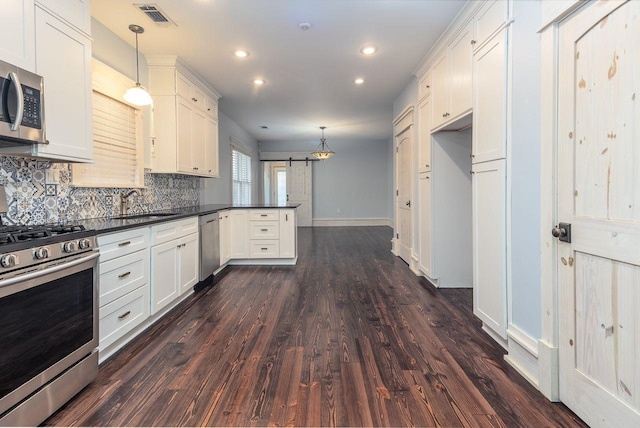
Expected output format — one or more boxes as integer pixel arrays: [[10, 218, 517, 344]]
[[91, 0, 466, 143]]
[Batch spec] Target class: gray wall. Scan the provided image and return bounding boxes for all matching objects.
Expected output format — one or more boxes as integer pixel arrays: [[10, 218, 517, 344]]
[[508, 0, 542, 339], [200, 112, 260, 204], [260, 139, 391, 221]]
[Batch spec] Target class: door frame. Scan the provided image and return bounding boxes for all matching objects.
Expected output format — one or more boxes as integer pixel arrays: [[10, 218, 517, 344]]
[[392, 105, 415, 259], [537, 0, 627, 402]]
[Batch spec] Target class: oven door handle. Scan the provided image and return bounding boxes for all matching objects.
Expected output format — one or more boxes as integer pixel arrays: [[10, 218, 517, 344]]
[[0, 251, 100, 288]]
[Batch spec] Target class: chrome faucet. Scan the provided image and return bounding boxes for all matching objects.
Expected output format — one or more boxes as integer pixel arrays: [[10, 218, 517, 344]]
[[120, 189, 142, 216]]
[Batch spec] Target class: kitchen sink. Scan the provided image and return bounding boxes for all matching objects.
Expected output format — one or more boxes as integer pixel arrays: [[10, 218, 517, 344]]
[[112, 213, 178, 220]]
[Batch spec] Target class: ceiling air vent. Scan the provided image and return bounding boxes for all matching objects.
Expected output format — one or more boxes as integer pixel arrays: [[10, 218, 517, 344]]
[[134, 3, 176, 27]]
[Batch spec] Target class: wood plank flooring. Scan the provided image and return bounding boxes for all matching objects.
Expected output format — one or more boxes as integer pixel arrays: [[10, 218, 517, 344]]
[[46, 226, 586, 427]]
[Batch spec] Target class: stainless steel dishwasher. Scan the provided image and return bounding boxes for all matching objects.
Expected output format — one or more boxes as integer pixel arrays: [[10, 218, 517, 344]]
[[199, 213, 220, 281]]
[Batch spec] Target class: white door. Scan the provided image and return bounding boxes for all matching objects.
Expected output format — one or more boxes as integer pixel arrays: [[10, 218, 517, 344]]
[[557, 1, 640, 426], [286, 162, 312, 227], [396, 127, 412, 264]]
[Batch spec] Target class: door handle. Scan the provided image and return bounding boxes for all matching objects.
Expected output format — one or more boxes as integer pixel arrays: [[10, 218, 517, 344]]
[[551, 222, 571, 243], [405, 201, 411, 207], [8, 72, 23, 131]]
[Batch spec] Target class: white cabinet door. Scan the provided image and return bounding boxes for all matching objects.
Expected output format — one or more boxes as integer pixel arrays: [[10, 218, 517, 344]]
[[151, 240, 178, 315], [33, 7, 92, 161], [472, 159, 506, 338], [219, 211, 230, 265], [230, 210, 249, 258], [417, 96, 432, 173], [279, 209, 296, 258], [449, 22, 474, 119], [0, 0, 35, 70], [204, 118, 219, 177], [191, 108, 206, 174], [472, 29, 507, 163], [474, 0, 508, 50], [176, 97, 193, 174], [36, 0, 91, 35], [178, 233, 199, 295], [431, 53, 450, 128], [418, 172, 432, 277]]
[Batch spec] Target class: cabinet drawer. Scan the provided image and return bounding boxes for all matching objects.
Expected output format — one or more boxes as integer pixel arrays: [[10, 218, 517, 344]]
[[249, 222, 279, 239], [99, 285, 149, 351], [249, 210, 278, 221], [249, 240, 280, 258], [98, 227, 149, 262], [99, 250, 149, 307], [151, 217, 198, 245]]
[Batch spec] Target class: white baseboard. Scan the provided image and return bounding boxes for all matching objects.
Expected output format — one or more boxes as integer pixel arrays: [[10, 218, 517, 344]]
[[482, 324, 508, 350], [505, 324, 540, 390], [537, 339, 560, 401], [312, 217, 392, 227], [410, 251, 421, 275]]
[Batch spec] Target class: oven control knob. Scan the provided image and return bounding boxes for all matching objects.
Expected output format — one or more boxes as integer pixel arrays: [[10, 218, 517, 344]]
[[78, 238, 91, 250], [62, 241, 77, 253], [1, 254, 17, 268], [34, 247, 49, 260]]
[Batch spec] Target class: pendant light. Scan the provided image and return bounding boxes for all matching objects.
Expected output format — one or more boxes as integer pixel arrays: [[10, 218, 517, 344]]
[[311, 126, 335, 160], [123, 24, 153, 106]]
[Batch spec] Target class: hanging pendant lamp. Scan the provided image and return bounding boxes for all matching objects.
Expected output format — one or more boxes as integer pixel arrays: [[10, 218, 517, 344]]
[[311, 126, 335, 160], [123, 24, 153, 106]]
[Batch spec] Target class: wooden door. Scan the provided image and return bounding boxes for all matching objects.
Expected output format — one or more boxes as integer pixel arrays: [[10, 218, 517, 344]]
[[286, 162, 312, 227], [396, 127, 412, 264], [557, 1, 640, 426]]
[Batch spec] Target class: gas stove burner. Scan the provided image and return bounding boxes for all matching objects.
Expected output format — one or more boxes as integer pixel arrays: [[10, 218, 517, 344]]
[[49, 225, 85, 235]]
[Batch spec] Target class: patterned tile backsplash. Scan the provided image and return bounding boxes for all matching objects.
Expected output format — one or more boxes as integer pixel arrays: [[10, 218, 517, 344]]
[[0, 156, 200, 225]]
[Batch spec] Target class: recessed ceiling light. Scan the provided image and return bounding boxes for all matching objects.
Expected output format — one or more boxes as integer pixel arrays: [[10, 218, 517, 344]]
[[253, 78, 265, 85], [299, 22, 312, 31], [234, 50, 249, 58], [260, 125, 268, 129], [355, 78, 364, 85], [361, 46, 377, 55]]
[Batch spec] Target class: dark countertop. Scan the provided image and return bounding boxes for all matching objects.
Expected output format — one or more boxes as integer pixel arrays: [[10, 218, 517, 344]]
[[80, 203, 300, 235]]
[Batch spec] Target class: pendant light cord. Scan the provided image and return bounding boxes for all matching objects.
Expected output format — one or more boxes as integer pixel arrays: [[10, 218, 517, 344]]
[[135, 32, 140, 84]]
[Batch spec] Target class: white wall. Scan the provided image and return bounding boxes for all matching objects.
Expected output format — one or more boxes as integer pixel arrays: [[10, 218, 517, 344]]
[[200, 112, 260, 204], [508, 0, 542, 339], [260, 139, 391, 221]]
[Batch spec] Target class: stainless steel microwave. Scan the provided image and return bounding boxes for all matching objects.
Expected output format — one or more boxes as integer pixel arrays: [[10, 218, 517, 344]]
[[0, 59, 45, 146]]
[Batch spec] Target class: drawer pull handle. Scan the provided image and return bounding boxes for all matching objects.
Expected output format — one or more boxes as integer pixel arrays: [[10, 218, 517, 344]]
[[261, 247, 268, 251], [118, 311, 131, 320], [118, 271, 131, 279], [118, 241, 131, 247], [261, 229, 268, 232], [260, 214, 268, 217]]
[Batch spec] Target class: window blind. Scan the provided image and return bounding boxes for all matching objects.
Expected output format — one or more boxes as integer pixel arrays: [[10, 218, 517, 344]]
[[232, 149, 252, 205], [73, 91, 143, 187]]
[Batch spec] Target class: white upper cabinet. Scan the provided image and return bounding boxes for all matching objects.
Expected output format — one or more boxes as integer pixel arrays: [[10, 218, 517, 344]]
[[472, 29, 507, 163], [417, 95, 432, 173], [0, 1, 93, 162], [431, 21, 474, 129], [0, 0, 35, 70], [35, 0, 91, 35], [147, 55, 221, 177], [473, 0, 509, 51]]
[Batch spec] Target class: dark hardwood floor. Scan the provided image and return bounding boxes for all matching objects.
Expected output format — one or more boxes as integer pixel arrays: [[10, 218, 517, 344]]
[[46, 226, 586, 427]]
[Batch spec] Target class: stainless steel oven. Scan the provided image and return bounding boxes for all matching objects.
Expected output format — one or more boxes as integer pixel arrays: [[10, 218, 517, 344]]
[[0, 225, 99, 426]]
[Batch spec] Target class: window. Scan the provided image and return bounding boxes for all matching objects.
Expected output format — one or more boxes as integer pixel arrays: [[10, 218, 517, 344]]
[[232, 148, 252, 205], [72, 60, 143, 188]]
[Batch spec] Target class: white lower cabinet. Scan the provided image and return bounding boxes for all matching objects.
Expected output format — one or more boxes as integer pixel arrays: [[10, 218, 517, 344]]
[[97, 227, 150, 354], [219, 208, 297, 266], [150, 217, 199, 315], [418, 172, 432, 277], [279, 209, 296, 258], [472, 159, 507, 339]]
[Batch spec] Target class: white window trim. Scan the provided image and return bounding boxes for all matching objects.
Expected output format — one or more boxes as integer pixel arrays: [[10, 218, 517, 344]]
[[230, 138, 253, 205]]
